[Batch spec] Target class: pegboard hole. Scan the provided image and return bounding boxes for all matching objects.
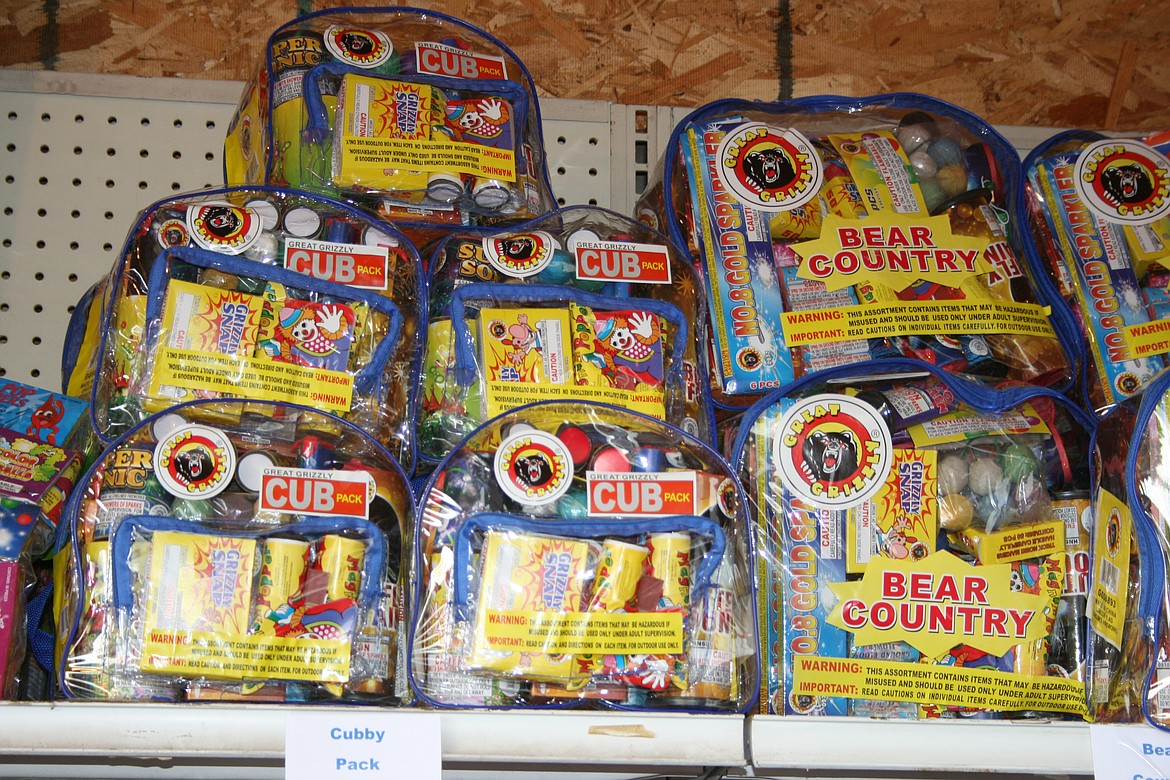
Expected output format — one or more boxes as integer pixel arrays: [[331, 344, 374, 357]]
[[588, 168, 598, 177], [141, 117, 150, 126], [140, 149, 149, 158], [589, 137, 599, 146], [588, 198, 598, 205], [2, 207, 11, 216], [107, 116, 117, 125], [4, 176, 12, 184], [0, 336, 6, 345], [34, 272, 44, 281], [173, 119, 183, 128], [35, 241, 45, 249], [28, 369, 39, 379], [0, 304, 8, 312], [73, 146, 82, 155], [0, 271, 8, 280], [70, 210, 80, 218], [36, 208, 46, 217], [74, 114, 84, 123], [103, 243, 113, 251], [38, 176, 47, 185], [172, 150, 182, 160], [39, 144, 49, 153], [557, 197, 566, 205], [5, 144, 14, 152], [556, 136, 567, 144], [139, 181, 148, 189], [104, 211, 114, 220], [556, 167, 566, 176], [69, 242, 79, 251], [171, 182, 181, 191], [40, 112, 50, 122], [206, 120, 216, 129], [6, 112, 15, 120], [32, 304, 42, 313], [205, 152, 215, 161], [31, 337, 41, 346], [105, 180, 115, 188], [107, 148, 116, 157], [1, 240, 9, 248], [72, 178, 81, 187], [68, 274, 78, 282]]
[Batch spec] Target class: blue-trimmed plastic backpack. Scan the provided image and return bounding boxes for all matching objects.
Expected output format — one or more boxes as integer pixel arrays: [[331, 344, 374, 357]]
[[1019, 128, 1170, 416], [61, 185, 425, 475], [635, 94, 1074, 413], [727, 359, 1094, 719], [1087, 366, 1170, 728], [53, 399, 414, 704], [408, 400, 759, 712], [223, 6, 558, 247], [417, 205, 716, 468]]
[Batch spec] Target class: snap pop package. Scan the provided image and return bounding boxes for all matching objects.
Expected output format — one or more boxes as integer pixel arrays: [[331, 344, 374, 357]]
[[418, 206, 714, 466], [727, 360, 1094, 718], [224, 7, 557, 246], [62, 187, 424, 473], [1021, 129, 1170, 415], [1086, 368, 1170, 728], [409, 401, 759, 711], [636, 94, 1072, 412], [53, 399, 414, 704]]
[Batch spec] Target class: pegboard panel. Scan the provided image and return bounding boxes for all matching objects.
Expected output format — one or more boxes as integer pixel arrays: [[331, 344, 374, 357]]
[[0, 71, 652, 393], [0, 70, 1052, 394]]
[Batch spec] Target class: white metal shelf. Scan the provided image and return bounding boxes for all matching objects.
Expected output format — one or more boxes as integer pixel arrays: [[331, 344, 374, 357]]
[[0, 703, 746, 779]]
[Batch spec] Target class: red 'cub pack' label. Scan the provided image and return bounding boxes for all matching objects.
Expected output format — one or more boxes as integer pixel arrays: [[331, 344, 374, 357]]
[[575, 241, 673, 284], [415, 41, 508, 80], [586, 472, 697, 517], [258, 467, 371, 519], [284, 238, 390, 290]]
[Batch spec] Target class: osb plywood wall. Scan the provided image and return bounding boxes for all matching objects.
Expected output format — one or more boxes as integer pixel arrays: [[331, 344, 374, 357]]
[[2, 0, 1168, 131]]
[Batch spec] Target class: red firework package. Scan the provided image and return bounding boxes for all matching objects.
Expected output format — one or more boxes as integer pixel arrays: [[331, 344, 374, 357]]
[[61, 187, 425, 473], [409, 401, 759, 712], [636, 94, 1073, 412], [727, 361, 1094, 718], [224, 7, 557, 248], [53, 399, 414, 704]]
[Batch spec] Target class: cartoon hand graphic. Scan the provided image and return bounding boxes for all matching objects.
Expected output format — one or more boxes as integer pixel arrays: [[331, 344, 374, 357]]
[[628, 311, 654, 339], [318, 305, 345, 333], [477, 98, 504, 122]]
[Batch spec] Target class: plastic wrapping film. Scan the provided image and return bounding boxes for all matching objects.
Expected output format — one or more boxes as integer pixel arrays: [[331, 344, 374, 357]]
[[418, 206, 715, 467], [727, 360, 1094, 719], [1020, 129, 1170, 416], [223, 7, 557, 250], [1089, 368, 1170, 728], [635, 94, 1073, 412], [61, 186, 424, 474], [53, 399, 414, 705], [408, 400, 759, 712]]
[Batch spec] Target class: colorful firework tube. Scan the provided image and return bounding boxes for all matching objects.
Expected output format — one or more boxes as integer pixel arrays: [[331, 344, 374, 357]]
[[1031, 153, 1164, 409], [587, 539, 649, 612], [316, 534, 365, 603], [682, 561, 737, 701], [295, 435, 336, 470], [681, 117, 795, 395], [252, 537, 311, 632], [647, 532, 692, 610]]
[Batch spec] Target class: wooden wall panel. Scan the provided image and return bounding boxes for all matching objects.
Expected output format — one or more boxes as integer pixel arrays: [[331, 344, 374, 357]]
[[1, 0, 1167, 130]]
